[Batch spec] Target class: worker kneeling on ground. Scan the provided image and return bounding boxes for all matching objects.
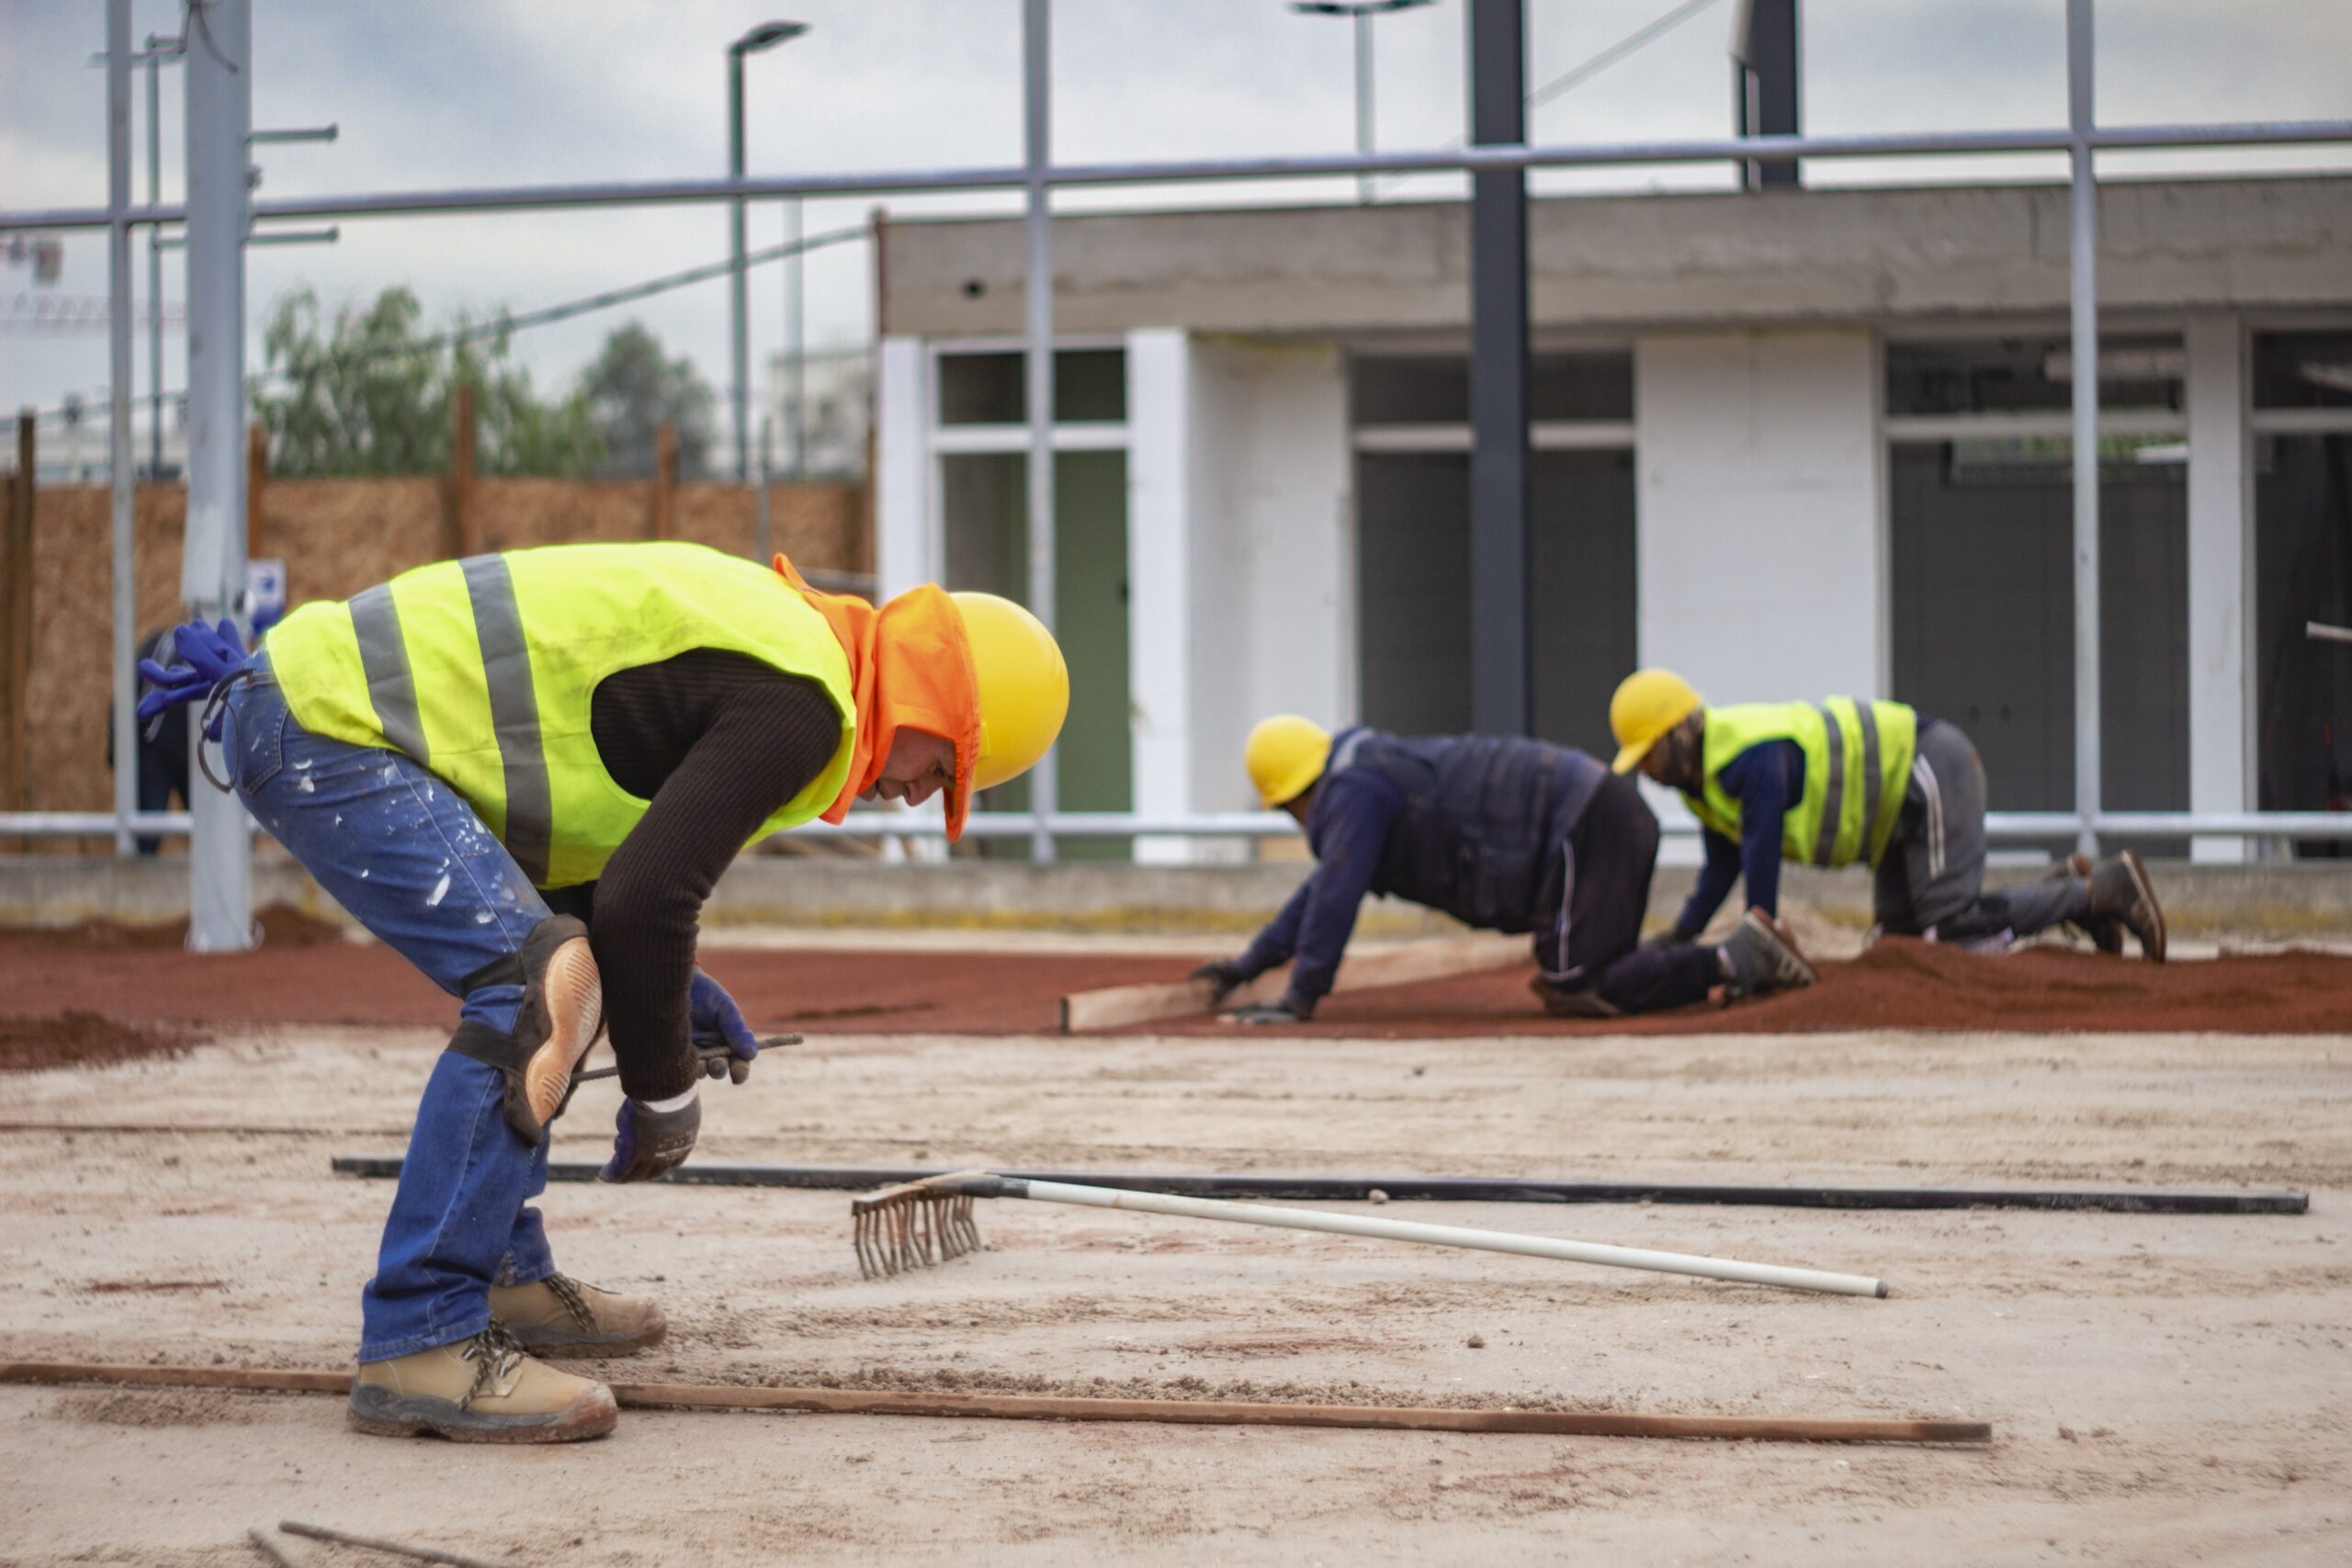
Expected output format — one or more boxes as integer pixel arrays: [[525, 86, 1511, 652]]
[[1193, 716, 1821, 1027], [1606, 669, 2165, 964], [139, 543, 1067, 1443]]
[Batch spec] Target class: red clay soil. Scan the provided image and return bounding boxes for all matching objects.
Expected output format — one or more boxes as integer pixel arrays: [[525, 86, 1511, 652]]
[[0, 928, 2346, 1039], [0, 1010, 192, 1072], [12, 904, 346, 952]]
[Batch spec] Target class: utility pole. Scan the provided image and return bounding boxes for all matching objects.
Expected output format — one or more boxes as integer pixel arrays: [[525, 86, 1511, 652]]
[[181, 0, 253, 951], [728, 21, 807, 484], [1465, 0, 1532, 735]]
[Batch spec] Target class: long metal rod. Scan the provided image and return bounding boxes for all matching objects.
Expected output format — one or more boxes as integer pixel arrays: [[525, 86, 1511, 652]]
[[107, 1, 135, 860], [1354, 10, 1374, 204], [2068, 0, 2101, 861], [1023, 0, 1057, 864], [728, 46, 751, 483], [327, 1156, 2311, 1214], [277, 1523, 515, 1568], [14, 119, 2352, 234], [144, 38, 168, 478], [0, 1362, 1991, 1445], [1465, 0, 1532, 736], [8, 807, 2352, 840]]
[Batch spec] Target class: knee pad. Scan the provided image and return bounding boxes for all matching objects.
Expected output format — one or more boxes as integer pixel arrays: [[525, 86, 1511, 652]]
[[446, 916, 605, 1143]]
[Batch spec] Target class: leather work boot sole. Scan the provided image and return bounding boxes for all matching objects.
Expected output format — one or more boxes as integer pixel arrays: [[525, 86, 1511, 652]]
[[347, 1325, 616, 1444], [2088, 850, 2167, 964], [490, 1273, 668, 1359], [521, 932, 605, 1130], [1719, 909, 1818, 1001]]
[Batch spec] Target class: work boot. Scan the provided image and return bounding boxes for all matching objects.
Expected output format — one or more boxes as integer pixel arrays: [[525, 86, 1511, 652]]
[[2085, 850, 2166, 963], [1718, 909, 1818, 1001], [2048, 852, 2123, 954], [1529, 975, 1622, 1019], [490, 1272, 667, 1359], [347, 1323, 616, 1443], [518, 919, 605, 1129]]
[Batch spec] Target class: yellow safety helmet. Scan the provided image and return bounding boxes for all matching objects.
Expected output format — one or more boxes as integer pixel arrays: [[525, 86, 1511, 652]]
[[951, 592, 1070, 792], [1244, 714, 1332, 807], [1609, 669, 1703, 774]]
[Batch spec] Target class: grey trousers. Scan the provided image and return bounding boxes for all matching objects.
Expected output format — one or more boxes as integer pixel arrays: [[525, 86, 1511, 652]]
[[1872, 722, 2086, 945]]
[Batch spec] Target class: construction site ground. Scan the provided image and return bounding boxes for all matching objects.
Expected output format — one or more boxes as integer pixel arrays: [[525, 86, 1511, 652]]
[[1, 921, 2347, 1564]]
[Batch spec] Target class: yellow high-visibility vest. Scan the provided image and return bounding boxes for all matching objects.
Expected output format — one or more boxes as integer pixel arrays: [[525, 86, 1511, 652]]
[[266, 541, 854, 888], [1688, 698, 1917, 868]]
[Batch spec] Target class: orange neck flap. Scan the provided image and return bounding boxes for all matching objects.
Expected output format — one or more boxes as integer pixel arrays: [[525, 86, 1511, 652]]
[[774, 554, 980, 841]]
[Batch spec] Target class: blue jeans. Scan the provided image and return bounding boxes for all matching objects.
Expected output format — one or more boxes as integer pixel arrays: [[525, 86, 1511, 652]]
[[220, 654, 565, 1362]]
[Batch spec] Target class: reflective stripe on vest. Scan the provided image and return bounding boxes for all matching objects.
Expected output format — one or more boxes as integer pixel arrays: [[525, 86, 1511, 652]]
[[1690, 697, 1917, 870], [266, 541, 857, 889]]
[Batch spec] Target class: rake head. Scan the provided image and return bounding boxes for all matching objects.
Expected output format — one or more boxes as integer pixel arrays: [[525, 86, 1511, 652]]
[[851, 1171, 1019, 1280]]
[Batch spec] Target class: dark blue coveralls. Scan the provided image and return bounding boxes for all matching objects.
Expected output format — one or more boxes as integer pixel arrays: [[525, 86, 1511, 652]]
[[1229, 728, 1719, 1018]]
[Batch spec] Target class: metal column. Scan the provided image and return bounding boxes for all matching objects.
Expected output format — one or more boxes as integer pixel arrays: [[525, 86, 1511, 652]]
[[145, 37, 172, 478], [728, 50, 751, 482], [2066, 0, 2101, 858], [181, 0, 253, 950], [106, 1, 135, 858], [1352, 12, 1375, 203], [1023, 0, 1058, 862], [1465, 0, 1532, 735], [1735, 0, 1801, 189]]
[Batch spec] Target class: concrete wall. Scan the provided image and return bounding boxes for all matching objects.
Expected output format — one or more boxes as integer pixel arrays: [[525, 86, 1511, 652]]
[[1633, 329, 1888, 701], [882, 177, 2352, 339]]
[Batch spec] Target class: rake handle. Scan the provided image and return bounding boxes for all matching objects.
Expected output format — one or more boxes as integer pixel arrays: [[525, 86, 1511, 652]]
[[1011, 1178, 1889, 1298]]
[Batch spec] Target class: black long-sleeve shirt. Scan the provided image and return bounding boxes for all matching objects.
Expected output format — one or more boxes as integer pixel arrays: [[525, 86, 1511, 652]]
[[548, 649, 843, 1100]]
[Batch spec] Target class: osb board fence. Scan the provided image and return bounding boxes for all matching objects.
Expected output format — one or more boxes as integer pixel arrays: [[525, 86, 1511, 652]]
[[21, 477, 864, 835]]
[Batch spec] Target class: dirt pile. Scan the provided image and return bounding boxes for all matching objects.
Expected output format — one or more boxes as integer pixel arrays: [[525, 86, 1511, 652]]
[[0, 1011, 192, 1072], [0, 926, 2344, 1037], [12, 903, 346, 952]]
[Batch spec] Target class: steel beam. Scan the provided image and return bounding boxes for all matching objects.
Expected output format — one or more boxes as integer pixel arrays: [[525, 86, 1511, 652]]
[[1466, 0, 1532, 735], [2067, 0, 2100, 860], [181, 0, 253, 951], [1023, 0, 1058, 863]]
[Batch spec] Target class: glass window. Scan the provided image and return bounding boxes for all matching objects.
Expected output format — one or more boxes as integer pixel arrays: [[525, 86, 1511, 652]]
[[936, 349, 1125, 424], [2252, 331, 2352, 411], [1886, 334, 2184, 417], [1350, 351, 1633, 425]]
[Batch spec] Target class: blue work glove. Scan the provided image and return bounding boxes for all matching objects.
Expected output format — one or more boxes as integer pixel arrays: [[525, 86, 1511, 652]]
[[687, 968, 760, 1085], [1190, 959, 1249, 1007], [1223, 998, 1311, 1027], [136, 618, 246, 739], [598, 1092, 701, 1183]]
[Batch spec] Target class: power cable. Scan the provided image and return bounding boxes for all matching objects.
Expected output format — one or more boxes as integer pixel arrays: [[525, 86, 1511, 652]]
[[21, 220, 870, 426]]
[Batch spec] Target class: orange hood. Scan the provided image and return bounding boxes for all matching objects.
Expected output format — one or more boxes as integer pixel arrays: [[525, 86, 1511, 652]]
[[775, 554, 981, 841]]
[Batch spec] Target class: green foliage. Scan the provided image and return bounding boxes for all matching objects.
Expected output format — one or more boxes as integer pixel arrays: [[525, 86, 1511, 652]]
[[579, 321, 718, 479], [255, 287, 603, 478]]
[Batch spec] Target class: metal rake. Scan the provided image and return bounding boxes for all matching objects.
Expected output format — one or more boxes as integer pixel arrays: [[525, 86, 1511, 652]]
[[849, 1170, 1888, 1296]]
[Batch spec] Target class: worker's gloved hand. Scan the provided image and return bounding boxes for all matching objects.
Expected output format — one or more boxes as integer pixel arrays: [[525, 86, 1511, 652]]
[[687, 969, 760, 1085], [136, 619, 244, 735], [1224, 998, 1310, 1027], [1190, 959, 1249, 1007], [598, 1091, 700, 1183]]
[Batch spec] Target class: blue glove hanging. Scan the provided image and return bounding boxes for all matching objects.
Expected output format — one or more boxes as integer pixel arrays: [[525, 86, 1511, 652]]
[[687, 968, 761, 1085], [136, 618, 248, 740]]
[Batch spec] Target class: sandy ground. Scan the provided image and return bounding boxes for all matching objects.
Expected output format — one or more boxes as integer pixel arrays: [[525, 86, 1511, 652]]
[[2, 1005, 2348, 1565]]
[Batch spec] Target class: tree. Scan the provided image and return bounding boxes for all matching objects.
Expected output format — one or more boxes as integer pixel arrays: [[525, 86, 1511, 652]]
[[579, 322, 717, 479], [255, 286, 602, 478]]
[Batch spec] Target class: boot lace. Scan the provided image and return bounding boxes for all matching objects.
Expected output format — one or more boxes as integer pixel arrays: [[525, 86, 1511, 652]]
[[458, 1322, 529, 1408], [542, 1272, 601, 1333]]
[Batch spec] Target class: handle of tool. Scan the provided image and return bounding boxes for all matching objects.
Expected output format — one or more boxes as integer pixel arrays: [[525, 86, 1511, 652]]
[[571, 1035, 802, 1086], [1012, 1179, 1887, 1298], [2309, 620, 2352, 645]]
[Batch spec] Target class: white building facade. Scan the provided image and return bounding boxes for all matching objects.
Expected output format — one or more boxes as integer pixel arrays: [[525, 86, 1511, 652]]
[[875, 176, 2352, 861]]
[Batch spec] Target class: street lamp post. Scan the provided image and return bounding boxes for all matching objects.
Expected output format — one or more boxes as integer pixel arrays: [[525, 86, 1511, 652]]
[[1290, 0, 1432, 203], [728, 20, 807, 485]]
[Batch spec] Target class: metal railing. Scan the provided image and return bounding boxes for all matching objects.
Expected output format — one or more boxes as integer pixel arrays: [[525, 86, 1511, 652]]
[[2, 0, 2349, 932]]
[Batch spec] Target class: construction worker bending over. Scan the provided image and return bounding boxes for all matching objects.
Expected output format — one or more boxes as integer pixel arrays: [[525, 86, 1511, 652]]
[[1606, 669, 2165, 961], [139, 542, 1067, 1444], [1193, 717, 1820, 1027]]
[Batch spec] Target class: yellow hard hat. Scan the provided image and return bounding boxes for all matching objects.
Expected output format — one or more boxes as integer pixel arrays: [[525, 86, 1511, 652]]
[[1608, 669, 1703, 774], [952, 592, 1070, 793], [1245, 714, 1332, 807]]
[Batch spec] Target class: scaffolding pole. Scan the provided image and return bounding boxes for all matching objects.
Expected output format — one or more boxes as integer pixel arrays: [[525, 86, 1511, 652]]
[[1023, 0, 1058, 864], [2067, 0, 2101, 860]]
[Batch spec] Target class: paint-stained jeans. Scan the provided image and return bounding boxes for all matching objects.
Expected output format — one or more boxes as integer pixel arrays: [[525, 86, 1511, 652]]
[[219, 653, 563, 1362]]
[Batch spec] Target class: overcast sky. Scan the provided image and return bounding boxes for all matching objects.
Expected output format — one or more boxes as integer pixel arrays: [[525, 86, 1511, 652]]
[[4, 0, 2347, 435]]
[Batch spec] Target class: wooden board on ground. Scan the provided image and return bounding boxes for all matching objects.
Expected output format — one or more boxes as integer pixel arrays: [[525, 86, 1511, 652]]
[[1058, 932, 1527, 1033]]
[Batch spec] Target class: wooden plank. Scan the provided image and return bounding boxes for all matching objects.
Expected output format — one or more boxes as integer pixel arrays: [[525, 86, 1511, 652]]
[[1, 413, 34, 826], [649, 420, 678, 540], [441, 383, 478, 559], [244, 421, 268, 557], [1060, 932, 1526, 1033]]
